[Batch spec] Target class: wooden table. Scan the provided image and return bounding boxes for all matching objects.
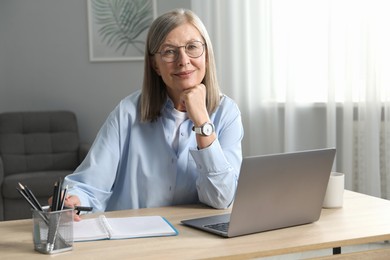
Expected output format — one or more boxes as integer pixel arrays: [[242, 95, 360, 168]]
[[1, 190, 390, 259]]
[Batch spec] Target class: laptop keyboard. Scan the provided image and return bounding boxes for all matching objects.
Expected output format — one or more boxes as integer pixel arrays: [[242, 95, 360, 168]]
[[204, 222, 230, 233]]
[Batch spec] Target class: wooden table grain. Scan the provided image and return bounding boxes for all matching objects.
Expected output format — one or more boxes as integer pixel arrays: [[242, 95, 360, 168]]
[[1, 190, 389, 259]]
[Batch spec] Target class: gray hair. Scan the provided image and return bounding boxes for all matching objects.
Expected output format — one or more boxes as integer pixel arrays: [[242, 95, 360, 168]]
[[140, 8, 220, 122]]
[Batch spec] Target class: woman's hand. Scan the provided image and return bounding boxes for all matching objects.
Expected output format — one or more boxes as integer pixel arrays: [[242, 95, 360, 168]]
[[64, 195, 82, 221], [48, 194, 82, 221], [180, 84, 210, 126], [180, 84, 216, 149]]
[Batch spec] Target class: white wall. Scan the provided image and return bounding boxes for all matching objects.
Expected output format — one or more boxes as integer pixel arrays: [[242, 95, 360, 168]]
[[0, 0, 191, 144]]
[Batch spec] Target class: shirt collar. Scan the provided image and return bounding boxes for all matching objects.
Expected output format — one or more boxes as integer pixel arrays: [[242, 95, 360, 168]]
[[165, 96, 175, 110]]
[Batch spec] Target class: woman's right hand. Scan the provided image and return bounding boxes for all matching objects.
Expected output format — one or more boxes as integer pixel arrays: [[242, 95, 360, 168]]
[[64, 195, 82, 221], [48, 194, 82, 221]]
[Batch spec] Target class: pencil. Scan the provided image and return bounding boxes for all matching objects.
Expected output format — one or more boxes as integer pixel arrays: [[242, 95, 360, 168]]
[[16, 187, 38, 211], [60, 185, 68, 211], [51, 181, 59, 211], [18, 182, 43, 211], [56, 178, 63, 211]]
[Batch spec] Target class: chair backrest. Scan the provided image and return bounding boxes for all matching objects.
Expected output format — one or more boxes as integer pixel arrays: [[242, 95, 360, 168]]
[[0, 111, 80, 176]]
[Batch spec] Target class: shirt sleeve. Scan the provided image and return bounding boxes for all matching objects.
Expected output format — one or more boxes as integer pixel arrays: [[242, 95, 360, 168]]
[[64, 108, 122, 212], [189, 98, 244, 209]]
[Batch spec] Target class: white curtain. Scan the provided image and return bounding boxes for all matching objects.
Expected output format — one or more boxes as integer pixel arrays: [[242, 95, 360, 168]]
[[192, 0, 390, 199]]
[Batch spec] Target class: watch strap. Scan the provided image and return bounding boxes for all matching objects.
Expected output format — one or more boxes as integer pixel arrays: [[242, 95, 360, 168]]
[[192, 125, 203, 135], [192, 122, 214, 136]]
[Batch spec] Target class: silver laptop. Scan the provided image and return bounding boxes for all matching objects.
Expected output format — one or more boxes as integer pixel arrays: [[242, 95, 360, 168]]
[[181, 148, 336, 238]]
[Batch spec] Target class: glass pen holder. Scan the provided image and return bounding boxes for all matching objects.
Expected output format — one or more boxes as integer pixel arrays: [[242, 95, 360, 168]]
[[32, 207, 73, 254]]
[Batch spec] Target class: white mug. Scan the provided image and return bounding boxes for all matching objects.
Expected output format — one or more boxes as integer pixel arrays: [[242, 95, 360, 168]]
[[323, 172, 345, 208]]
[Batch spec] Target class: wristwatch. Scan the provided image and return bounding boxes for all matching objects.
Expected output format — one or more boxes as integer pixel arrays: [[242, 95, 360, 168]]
[[192, 122, 215, 136]]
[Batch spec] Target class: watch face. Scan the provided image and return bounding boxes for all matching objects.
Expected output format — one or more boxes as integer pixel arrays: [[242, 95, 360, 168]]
[[202, 123, 214, 136]]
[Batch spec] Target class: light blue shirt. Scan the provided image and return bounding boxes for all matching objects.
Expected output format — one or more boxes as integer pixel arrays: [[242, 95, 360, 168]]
[[64, 90, 243, 212]]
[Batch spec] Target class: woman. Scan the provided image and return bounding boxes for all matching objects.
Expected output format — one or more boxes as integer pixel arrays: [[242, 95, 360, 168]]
[[62, 8, 244, 219]]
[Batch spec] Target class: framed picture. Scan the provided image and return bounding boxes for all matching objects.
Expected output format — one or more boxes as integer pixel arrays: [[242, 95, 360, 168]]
[[88, 0, 157, 62]]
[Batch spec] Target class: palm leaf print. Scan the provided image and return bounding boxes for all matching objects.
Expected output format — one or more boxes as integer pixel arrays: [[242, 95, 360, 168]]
[[92, 0, 153, 56]]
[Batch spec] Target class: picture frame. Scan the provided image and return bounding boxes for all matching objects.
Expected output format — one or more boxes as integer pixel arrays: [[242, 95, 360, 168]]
[[88, 0, 157, 62]]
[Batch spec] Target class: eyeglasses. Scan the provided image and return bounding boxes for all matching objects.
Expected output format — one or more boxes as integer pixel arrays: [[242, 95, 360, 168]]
[[155, 41, 205, 63]]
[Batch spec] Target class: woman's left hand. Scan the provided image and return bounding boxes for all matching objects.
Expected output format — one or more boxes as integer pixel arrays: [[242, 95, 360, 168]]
[[180, 84, 210, 126]]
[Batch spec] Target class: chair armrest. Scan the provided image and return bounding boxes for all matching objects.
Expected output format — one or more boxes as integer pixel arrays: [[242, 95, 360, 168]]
[[0, 155, 3, 186], [0, 156, 4, 221], [78, 143, 91, 163]]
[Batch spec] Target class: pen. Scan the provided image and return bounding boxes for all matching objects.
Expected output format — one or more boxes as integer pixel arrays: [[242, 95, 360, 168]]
[[64, 206, 93, 215], [75, 206, 93, 214]]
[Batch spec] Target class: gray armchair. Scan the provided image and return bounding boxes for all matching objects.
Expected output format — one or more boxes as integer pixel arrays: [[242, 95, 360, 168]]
[[0, 111, 89, 221]]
